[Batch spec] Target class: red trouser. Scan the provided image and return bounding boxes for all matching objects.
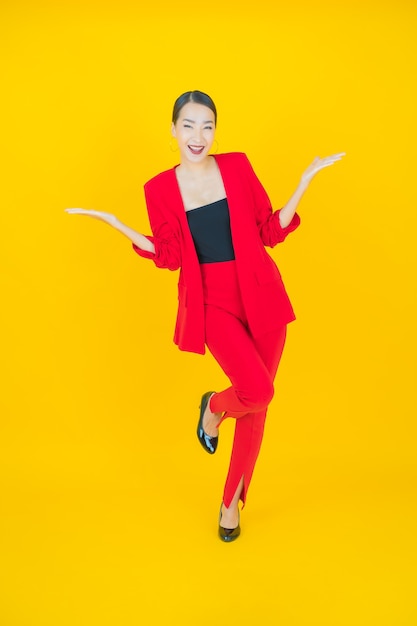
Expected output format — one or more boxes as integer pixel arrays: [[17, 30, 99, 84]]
[[201, 261, 287, 508]]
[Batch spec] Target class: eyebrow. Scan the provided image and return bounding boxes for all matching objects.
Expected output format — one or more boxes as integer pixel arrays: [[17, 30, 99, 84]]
[[183, 118, 214, 124]]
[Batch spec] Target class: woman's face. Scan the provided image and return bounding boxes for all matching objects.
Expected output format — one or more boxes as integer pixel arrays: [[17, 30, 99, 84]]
[[171, 102, 216, 164]]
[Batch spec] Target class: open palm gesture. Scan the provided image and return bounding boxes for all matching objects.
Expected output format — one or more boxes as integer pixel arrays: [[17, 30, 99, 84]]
[[65, 208, 118, 227], [301, 153, 346, 185]]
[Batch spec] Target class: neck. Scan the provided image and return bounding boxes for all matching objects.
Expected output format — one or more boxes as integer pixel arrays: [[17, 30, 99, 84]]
[[177, 155, 214, 176]]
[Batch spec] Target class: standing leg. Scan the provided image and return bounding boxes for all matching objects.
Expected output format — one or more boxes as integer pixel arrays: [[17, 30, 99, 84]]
[[203, 300, 287, 524], [222, 325, 287, 514]]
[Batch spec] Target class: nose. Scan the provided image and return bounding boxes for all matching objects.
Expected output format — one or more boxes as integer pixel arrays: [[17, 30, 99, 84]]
[[193, 127, 203, 143]]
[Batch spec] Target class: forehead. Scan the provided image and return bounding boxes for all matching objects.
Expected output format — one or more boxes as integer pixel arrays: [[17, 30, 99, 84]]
[[178, 102, 215, 123]]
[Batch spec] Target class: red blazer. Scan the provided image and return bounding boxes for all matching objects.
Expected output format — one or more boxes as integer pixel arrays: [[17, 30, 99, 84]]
[[133, 152, 300, 355]]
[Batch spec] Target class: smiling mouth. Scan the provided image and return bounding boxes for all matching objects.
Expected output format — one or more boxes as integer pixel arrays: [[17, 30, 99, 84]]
[[188, 145, 205, 155]]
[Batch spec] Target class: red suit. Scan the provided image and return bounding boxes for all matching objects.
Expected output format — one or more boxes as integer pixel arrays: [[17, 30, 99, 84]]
[[133, 152, 300, 506]]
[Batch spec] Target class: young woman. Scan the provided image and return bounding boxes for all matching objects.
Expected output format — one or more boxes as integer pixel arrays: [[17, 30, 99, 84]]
[[66, 90, 344, 542]]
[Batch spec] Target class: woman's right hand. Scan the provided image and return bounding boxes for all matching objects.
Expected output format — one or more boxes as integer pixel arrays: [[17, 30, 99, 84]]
[[65, 208, 156, 255], [65, 208, 119, 228]]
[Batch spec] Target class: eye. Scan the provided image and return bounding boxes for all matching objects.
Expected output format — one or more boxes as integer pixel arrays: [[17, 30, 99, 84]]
[[183, 124, 192, 128], [204, 126, 213, 130]]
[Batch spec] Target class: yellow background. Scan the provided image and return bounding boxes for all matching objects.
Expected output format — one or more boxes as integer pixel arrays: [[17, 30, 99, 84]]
[[1, 1, 416, 624]]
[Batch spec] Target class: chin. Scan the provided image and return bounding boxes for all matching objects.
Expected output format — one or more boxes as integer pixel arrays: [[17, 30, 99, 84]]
[[184, 151, 208, 163]]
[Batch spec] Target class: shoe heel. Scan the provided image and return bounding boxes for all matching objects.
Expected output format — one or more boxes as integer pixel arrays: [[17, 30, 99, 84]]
[[218, 504, 241, 543]]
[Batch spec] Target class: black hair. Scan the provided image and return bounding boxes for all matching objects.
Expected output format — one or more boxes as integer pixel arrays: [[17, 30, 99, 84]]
[[172, 90, 217, 126]]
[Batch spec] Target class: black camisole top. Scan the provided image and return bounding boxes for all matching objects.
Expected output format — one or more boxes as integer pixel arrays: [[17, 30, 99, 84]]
[[186, 197, 235, 264]]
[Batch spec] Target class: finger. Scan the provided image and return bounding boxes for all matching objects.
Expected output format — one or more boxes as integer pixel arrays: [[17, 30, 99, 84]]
[[320, 156, 344, 166], [324, 153, 346, 161], [65, 209, 96, 215], [308, 156, 321, 168]]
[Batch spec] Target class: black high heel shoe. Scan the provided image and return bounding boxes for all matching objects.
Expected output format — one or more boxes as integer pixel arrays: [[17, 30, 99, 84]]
[[197, 391, 218, 455], [218, 504, 241, 542]]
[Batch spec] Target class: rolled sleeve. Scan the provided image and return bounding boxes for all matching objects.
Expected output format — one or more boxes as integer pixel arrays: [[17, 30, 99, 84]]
[[132, 234, 181, 271], [258, 210, 301, 248], [131, 181, 182, 271]]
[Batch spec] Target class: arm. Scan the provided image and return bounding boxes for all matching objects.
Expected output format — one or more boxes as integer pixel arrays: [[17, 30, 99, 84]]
[[66, 172, 182, 270], [279, 153, 346, 228], [65, 209, 155, 253], [65, 202, 181, 271]]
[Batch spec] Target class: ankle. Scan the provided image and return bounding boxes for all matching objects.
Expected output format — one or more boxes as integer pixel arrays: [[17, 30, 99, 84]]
[[222, 502, 238, 514]]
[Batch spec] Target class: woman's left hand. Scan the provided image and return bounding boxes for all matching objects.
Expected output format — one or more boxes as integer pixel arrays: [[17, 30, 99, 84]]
[[301, 153, 346, 185]]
